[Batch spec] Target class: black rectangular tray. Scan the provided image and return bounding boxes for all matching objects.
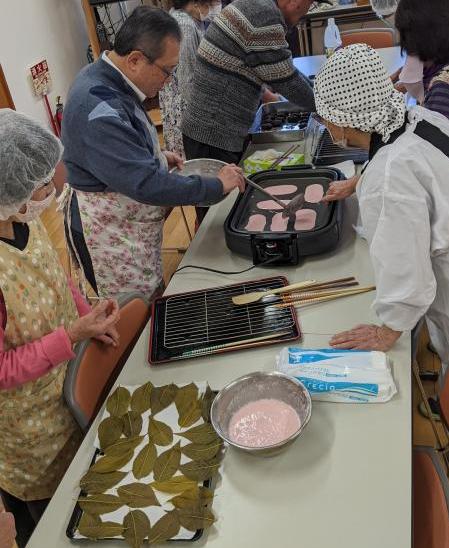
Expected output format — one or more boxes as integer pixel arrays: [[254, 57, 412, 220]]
[[149, 277, 300, 364]]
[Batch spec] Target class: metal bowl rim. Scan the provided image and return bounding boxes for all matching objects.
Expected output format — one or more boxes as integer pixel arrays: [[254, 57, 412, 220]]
[[169, 158, 227, 174], [210, 371, 312, 452]]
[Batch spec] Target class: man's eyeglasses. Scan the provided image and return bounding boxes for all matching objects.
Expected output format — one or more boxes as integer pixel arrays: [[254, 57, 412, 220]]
[[138, 50, 177, 80]]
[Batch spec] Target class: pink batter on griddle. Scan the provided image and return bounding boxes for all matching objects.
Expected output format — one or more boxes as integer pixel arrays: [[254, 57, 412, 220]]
[[295, 209, 317, 231], [228, 398, 301, 448], [304, 184, 324, 203], [264, 185, 297, 196], [245, 214, 266, 232], [270, 213, 289, 231], [257, 199, 290, 210]]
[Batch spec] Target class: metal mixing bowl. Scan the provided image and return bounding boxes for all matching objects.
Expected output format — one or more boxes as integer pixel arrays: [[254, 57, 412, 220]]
[[170, 159, 227, 207], [210, 371, 312, 456]]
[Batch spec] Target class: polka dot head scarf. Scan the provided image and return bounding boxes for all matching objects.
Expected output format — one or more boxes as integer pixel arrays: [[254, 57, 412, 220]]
[[314, 44, 406, 143]]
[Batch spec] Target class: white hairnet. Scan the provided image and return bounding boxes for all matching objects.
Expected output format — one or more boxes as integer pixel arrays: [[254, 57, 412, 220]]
[[0, 109, 63, 220], [314, 44, 406, 143]]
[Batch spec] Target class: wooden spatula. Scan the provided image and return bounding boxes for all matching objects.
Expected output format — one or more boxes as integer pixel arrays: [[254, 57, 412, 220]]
[[232, 280, 316, 306]]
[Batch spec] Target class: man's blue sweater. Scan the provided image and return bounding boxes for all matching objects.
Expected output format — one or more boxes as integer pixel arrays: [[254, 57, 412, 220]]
[[62, 58, 223, 206]]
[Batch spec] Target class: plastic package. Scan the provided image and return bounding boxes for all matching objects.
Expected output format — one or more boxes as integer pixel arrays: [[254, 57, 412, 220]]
[[276, 347, 397, 403], [324, 18, 342, 58], [243, 149, 305, 175]]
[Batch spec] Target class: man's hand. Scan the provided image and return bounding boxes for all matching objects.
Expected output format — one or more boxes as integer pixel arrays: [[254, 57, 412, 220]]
[[217, 164, 246, 194], [329, 324, 402, 351], [322, 176, 359, 202], [0, 499, 16, 548], [163, 151, 184, 170]]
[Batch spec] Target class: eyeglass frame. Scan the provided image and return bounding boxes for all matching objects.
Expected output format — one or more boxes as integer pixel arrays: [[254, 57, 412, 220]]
[[137, 50, 177, 80]]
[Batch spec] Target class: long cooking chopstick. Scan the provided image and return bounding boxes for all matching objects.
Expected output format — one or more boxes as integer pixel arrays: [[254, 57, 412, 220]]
[[275, 286, 375, 309], [269, 143, 301, 169], [282, 283, 361, 302], [298, 277, 357, 290], [180, 331, 291, 358]]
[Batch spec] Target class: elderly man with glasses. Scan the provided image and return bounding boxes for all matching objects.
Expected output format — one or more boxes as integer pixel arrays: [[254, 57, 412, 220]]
[[62, 6, 245, 301]]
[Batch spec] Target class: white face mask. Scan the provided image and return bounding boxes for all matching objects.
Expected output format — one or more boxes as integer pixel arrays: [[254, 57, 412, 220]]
[[206, 3, 222, 21], [14, 189, 56, 223]]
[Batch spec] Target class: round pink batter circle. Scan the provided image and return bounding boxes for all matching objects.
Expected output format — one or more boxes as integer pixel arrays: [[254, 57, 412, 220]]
[[228, 398, 301, 448], [304, 184, 324, 203]]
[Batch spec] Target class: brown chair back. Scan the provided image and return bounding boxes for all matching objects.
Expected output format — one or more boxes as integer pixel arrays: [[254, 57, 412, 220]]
[[64, 292, 151, 431], [341, 28, 396, 49], [413, 447, 449, 548]]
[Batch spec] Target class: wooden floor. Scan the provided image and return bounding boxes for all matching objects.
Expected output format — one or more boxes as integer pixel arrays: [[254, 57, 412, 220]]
[[41, 202, 444, 450]]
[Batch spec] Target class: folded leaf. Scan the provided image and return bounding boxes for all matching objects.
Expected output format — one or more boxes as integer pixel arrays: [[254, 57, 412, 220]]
[[177, 506, 216, 532], [151, 475, 198, 494], [132, 442, 157, 480], [78, 513, 124, 540], [90, 450, 134, 474], [104, 436, 144, 458], [177, 423, 219, 445], [178, 400, 202, 429], [98, 416, 124, 450], [148, 417, 173, 447], [106, 387, 131, 417], [180, 458, 221, 482], [79, 470, 127, 494], [147, 510, 180, 544], [123, 411, 143, 438], [150, 384, 178, 415], [182, 440, 222, 461], [117, 482, 160, 508], [200, 385, 215, 422], [175, 383, 198, 415], [123, 510, 151, 548], [130, 382, 153, 414], [170, 487, 214, 510], [78, 494, 124, 515], [153, 442, 181, 482]]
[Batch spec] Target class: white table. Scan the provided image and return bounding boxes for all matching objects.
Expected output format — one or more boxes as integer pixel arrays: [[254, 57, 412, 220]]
[[28, 182, 412, 547], [293, 46, 405, 78]]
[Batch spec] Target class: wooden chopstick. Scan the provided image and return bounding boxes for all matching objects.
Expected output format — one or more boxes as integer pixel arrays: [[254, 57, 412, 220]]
[[282, 281, 360, 301], [270, 143, 301, 169], [275, 286, 375, 309], [301, 277, 357, 290]]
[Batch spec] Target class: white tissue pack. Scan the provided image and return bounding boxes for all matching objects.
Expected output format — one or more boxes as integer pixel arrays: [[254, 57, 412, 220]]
[[276, 348, 397, 403]]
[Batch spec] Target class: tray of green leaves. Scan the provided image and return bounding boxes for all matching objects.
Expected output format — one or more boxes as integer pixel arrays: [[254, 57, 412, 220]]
[[67, 382, 222, 546]]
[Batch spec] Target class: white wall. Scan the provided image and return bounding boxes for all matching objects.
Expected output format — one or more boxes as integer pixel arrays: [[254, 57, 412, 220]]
[[0, 0, 89, 128]]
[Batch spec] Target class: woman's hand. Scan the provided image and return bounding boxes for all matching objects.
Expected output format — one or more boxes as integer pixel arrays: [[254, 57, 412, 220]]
[[67, 300, 120, 346], [163, 151, 184, 170], [261, 88, 281, 104], [322, 175, 359, 202], [0, 500, 16, 548], [329, 324, 402, 352]]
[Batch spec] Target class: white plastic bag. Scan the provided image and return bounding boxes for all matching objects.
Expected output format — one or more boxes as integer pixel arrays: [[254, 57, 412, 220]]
[[276, 348, 397, 403]]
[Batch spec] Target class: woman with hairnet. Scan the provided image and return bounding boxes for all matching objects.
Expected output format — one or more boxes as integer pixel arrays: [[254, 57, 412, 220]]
[[0, 109, 120, 547], [313, 45, 449, 379]]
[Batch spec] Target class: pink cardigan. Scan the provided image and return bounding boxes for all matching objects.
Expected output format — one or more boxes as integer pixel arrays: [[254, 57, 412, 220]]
[[0, 279, 91, 390]]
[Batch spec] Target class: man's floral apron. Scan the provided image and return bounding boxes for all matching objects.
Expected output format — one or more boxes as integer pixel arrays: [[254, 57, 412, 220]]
[[0, 219, 82, 500]]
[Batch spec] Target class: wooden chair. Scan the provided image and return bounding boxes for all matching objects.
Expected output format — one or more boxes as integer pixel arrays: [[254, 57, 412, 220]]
[[341, 28, 396, 49], [413, 447, 449, 548], [64, 292, 151, 431]]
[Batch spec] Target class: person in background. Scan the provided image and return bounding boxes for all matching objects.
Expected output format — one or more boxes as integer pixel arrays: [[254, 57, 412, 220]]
[[323, 0, 449, 203], [62, 6, 245, 301], [159, 0, 215, 157], [181, 0, 323, 164], [0, 109, 120, 548], [0, 499, 15, 548], [313, 46, 449, 401]]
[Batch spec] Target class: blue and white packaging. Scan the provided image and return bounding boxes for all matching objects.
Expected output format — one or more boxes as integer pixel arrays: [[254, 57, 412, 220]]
[[276, 348, 397, 403]]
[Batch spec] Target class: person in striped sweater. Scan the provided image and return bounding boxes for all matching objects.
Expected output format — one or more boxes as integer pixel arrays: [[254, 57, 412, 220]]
[[181, 0, 327, 163]]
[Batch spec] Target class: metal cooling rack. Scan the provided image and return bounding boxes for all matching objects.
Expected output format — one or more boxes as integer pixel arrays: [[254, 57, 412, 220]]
[[163, 279, 296, 349], [313, 129, 368, 165]]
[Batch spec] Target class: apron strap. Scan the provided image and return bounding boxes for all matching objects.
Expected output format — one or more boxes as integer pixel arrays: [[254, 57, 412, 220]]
[[414, 119, 449, 158]]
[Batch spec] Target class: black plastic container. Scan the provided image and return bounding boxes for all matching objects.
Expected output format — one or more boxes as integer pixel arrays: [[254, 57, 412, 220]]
[[224, 166, 344, 266]]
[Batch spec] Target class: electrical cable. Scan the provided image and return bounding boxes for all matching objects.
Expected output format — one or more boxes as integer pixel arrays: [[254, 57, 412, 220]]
[[173, 255, 283, 276]]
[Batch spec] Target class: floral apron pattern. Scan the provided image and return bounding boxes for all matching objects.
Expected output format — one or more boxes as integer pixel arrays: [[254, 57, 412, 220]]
[[76, 120, 168, 300], [0, 219, 81, 501]]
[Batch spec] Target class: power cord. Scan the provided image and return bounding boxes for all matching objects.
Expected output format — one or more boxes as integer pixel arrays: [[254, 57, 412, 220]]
[[173, 255, 282, 276]]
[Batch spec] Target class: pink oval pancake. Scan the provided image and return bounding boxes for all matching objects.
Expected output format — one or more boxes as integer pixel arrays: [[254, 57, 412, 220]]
[[264, 185, 297, 196], [257, 199, 290, 210], [294, 209, 317, 231], [304, 184, 324, 203], [270, 213, 289, 232], [245, 214, 266, 232]]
